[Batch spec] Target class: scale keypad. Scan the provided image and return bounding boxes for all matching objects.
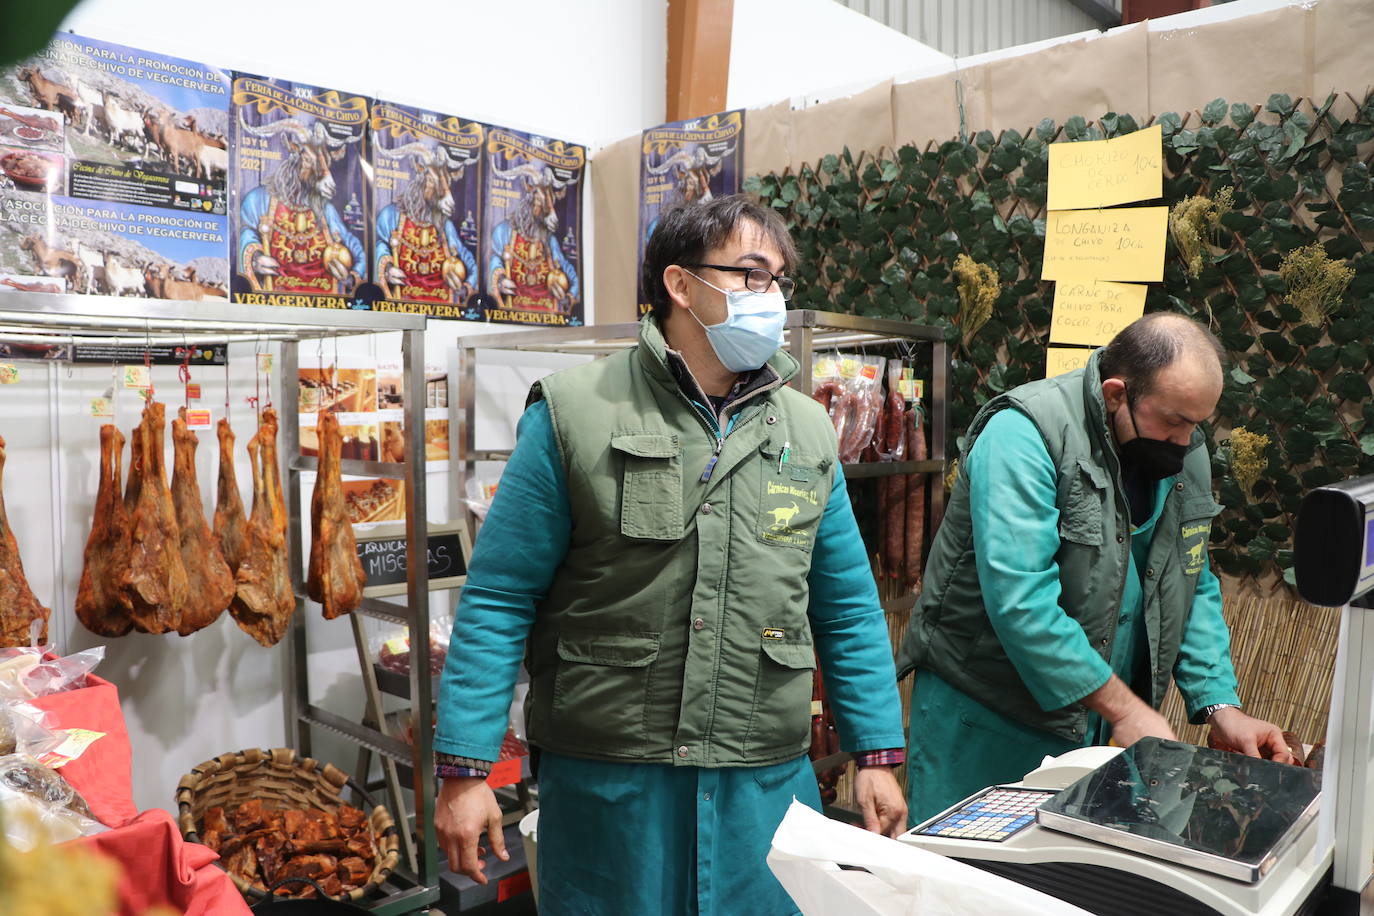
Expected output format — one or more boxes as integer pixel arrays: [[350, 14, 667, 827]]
[[915, 787, 1055, 843]]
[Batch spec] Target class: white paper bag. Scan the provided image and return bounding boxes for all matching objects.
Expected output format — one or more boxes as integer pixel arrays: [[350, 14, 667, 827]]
[[768, 800, 1094, 916]]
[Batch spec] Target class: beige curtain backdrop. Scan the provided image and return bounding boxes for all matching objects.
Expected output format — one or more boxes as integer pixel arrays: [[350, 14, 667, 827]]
[[590, 0, 1371, 324]]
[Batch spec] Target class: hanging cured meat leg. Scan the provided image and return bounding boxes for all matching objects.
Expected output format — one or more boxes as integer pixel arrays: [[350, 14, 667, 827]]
[[307, 410, 366, 619], [214, 418, 249, 574], [230, 409, 296, 647], [171, 408, 236, 636], [120, 401, 188, 634], [0, 436, 51, 647], [75, 425, 133, 638]]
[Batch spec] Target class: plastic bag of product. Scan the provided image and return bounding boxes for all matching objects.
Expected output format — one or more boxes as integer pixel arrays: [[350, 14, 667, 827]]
[[838, 356, 886, 464], [0, 702, 61, 759], [374, 610, 452, 677], [0, 652, 40, 700], [15, 646, 105, 698], [461, 474, 502, 522], [811, 351, 844, 414], [0, 754, 102, 850], [0, 758, 102, 851]]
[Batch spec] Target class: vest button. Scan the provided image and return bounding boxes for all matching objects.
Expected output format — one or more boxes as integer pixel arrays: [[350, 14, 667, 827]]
[[1175, 482, 1184, 491], [1146, 567, 1155, 577], [677, 745, 689, 758], [1116, 535, 1124, 544], [766, 416, 777, 425], [1100, 637, 1109, 648], [693, 617, 706, 631], [701, 503, 713, 515]]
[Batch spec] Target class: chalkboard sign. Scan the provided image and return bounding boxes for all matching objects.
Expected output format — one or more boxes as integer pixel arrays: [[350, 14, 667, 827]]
[[356, 524, 467, 596]]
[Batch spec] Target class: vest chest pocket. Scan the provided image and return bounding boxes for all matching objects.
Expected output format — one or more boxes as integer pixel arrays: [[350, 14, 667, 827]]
[[611, 434, 683, 541], [1178, 494, 1222, 577], [757, 445, 828, 552], [1060, 457, 1109, 545], [746, 635, 815, 755]]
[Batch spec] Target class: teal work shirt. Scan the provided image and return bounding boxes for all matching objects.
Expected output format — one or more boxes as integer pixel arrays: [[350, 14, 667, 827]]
[[437, 399, 903, 914], [906, 409, 1236, 823]]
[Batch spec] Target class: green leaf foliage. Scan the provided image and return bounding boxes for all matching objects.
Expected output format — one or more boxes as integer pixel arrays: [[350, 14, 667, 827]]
[[754, 93, 1374, 591]]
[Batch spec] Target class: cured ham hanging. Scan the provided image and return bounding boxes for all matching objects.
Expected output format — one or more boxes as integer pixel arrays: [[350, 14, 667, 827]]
[[75, 425, 133, 638], [171, 407, 236, 635], [307, 410, 366, 619], [214, 418, 249, 574], [119, 401, 188, 634], [0, 436, 51, 647], [230, 408, 296, 647]]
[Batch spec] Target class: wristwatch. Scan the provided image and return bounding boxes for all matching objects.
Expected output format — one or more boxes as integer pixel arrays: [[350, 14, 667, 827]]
[[1200, 703, 1239, 721]]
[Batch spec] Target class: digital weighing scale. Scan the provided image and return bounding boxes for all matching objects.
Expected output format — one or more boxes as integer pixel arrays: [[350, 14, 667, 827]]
[[899, 472, 1374, 915]]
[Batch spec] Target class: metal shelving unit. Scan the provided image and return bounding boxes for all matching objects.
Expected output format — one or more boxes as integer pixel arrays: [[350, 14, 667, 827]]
[[453, 309, 949, 535], [451, 310, 951, 788], [0, 290, 440, 915]]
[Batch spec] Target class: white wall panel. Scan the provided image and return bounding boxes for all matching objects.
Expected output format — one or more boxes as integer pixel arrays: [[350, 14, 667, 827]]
[[839, 0, 1121, 57]]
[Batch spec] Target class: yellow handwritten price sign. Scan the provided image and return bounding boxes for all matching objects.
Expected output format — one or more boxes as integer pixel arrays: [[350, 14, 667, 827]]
[[1042, 207, 1168, 282], [1047, 124, 1163, 210], [1046, 347, 1092, 379], [1049, 280, 1148, 346]]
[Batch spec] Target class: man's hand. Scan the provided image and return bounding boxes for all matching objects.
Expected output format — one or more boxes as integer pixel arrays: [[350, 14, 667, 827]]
[[1208, 707, 1297, 764], [435, 776, 508, 884], [854, 766, 907, 838], [1080, 674, 1176, 748]]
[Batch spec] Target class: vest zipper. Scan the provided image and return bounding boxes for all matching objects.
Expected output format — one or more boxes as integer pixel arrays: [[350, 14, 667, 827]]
[[701, 435, 724, 482]]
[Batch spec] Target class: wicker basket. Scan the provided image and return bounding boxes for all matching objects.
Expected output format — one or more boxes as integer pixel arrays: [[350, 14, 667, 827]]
[[175, 747, 401, 904]]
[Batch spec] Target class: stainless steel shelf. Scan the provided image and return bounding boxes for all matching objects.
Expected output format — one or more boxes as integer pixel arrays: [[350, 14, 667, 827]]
[[301, 705, 415, 763], [290, 455, 407, 477], [842, 459, 945, 478], [0, 289, 424, 340]]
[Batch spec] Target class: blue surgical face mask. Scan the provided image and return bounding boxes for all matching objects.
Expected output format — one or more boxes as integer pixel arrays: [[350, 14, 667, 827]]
[[684, 270, 787, 372]]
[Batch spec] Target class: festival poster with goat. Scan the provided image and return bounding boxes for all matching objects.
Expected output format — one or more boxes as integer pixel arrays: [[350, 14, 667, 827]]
[[229, 73, 372, 310], [0, 32, 228, 213], [481, 127, 584, 326], [0, 32, 229, 296], [370, 101, 484, 320], [0, 195, 227, 300], [636, 110, 743, 316]]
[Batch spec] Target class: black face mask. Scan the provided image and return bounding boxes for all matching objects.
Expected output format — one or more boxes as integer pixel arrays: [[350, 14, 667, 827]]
[[1118, 390, 1188, 481]]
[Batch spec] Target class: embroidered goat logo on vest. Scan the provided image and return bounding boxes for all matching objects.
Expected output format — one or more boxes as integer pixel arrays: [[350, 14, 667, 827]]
[[768, 501, 800, 529]]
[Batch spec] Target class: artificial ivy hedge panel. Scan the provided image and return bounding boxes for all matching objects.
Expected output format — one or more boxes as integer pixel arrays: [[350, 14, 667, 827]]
[[748, 92, 1374, 590]]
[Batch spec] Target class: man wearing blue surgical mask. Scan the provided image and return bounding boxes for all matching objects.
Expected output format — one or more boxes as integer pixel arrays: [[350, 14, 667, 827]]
[[896, 313, 1294, 825], [434, 194, 907, 914]]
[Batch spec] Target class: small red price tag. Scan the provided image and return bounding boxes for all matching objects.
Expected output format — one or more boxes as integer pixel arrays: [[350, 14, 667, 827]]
[[497, 870, 531, 902], [185, 408, 212, 430], [186, 384, 201, 399], [486, 757, 521, 788]]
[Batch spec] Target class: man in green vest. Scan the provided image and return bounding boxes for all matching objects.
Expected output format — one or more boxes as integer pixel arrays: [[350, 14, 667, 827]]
[[434, 195, 908, 914], [896, 313, 1295, 825]]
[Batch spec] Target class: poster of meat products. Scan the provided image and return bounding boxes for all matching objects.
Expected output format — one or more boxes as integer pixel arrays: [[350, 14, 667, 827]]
[[0, 194, 226, 298], [370, 101, 483, 320], [0, 31, 228, 215], [230, 73, 371, 310], [481, 127, 584, 326], [636, 110, 743, 317]]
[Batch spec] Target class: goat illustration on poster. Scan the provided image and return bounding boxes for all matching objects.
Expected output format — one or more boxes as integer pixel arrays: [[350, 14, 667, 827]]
[[370, 102, 483, 320], [636, 110, 744, 315], [230, 73, 370, 309], [481, 127, 584, 326]]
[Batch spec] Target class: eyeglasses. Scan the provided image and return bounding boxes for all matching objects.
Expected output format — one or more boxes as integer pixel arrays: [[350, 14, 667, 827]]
[[686, 263, 795, 301]]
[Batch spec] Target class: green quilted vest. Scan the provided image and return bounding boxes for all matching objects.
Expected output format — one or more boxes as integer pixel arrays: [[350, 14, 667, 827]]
[[895, 350, 1222, 741], [524, 316, 840, 767]]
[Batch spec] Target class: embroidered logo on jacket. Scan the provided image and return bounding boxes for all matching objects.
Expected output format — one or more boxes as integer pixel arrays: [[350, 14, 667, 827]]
[[1181, 521, 1209, 575]]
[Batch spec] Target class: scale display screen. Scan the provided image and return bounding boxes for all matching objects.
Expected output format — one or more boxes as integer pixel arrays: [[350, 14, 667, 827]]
[[1037, 737, 1321, 883]]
